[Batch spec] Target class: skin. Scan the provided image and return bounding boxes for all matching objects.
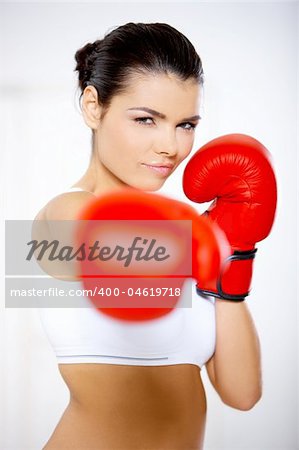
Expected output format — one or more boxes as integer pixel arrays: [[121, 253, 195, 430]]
[[36, 72, 262, 449], [75, 72, 202, 194]]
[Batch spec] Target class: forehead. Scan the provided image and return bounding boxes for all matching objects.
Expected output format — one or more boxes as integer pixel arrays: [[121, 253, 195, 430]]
[[112, 72, 201, 116]]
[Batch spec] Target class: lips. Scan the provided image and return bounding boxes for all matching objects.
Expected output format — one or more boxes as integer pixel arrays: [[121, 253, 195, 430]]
[[141, 162, 174, 176]]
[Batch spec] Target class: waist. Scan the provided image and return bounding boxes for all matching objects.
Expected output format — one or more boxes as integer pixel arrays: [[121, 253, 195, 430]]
[[60, 362, 205, 408], [54, 363, 206, 449]]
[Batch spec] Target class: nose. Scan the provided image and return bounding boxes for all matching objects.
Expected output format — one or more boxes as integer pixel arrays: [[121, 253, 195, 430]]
[[154, 129, 178, 157]]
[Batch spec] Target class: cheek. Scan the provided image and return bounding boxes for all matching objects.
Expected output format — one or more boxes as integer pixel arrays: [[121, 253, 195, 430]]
[[177, 135, 195, 162], [108, 121, 147, 153], [100, 122, 146, 168]]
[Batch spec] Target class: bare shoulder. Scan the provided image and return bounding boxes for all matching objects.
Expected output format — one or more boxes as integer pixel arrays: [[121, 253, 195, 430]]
[[32, 190, 95, 280], [34, 190, 95, 222]]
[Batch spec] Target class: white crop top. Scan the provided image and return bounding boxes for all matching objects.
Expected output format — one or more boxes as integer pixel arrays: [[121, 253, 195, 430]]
[[38, 187, 216, 369]]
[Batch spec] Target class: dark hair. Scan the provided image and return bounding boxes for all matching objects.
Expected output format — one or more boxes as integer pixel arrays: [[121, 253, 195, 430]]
[[74, 22, 204, 115]]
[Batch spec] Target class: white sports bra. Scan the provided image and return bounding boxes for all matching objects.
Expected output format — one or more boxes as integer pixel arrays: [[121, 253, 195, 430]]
[[38, 187, 216, 369]]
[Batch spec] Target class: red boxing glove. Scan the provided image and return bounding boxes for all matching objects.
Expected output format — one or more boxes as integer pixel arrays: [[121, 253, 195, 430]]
[[183, 133, 277, 301], [74, 189, 230, 321]]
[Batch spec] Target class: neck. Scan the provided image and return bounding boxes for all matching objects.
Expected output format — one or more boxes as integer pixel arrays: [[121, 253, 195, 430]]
[[72, 147, 127, 196]]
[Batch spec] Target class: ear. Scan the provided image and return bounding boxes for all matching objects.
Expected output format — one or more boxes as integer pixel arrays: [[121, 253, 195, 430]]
[[81, 86, 103, 130]]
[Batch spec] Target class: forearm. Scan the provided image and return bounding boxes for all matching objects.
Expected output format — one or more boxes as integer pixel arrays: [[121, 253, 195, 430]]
[[211, 299, 262, 410]]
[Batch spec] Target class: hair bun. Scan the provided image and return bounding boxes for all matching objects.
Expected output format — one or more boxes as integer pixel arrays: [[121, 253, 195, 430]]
[[75, 42, 96, 70], [74, 41, 101, 83]]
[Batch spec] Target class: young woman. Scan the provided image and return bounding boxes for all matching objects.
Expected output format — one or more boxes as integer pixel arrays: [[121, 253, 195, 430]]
[[35, 22, 262, 449]]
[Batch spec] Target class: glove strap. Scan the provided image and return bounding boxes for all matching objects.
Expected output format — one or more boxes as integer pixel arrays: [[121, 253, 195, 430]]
[[196, 248, 257, 301]]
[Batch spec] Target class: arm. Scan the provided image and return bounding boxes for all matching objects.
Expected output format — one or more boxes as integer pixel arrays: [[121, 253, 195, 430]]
[[206, 300, 262, 410], [182, 134, 277, 410]]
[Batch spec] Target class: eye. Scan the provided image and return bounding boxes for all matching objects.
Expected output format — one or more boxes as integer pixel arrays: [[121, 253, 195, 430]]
[[134, 117, 155, 126], [178, 122, 197, 132]]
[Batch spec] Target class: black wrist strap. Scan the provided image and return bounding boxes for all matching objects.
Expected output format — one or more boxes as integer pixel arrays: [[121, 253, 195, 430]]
[[196, 248, 258, 302]]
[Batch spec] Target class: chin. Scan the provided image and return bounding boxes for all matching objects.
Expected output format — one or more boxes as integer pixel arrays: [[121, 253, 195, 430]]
[[136, 180, 166, 192], [122, 174, 168, 192]]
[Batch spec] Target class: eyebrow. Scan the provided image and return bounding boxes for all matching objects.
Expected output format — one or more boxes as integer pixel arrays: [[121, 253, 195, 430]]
[[127, 107, 201, 122]]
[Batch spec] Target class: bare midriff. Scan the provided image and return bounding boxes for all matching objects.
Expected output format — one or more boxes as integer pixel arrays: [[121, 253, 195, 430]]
[[43, 363, 206, 450]]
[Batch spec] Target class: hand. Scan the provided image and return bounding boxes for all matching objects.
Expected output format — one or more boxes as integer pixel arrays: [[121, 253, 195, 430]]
[[183, 133, 277, 301], [74, 188, 230, 320]]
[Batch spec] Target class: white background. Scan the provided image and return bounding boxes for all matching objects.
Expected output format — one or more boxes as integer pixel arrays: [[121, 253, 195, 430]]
[[1, 1, 298, 449]]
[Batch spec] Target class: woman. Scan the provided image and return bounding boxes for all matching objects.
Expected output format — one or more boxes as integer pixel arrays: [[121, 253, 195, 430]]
[[35, 22, 262, 449]]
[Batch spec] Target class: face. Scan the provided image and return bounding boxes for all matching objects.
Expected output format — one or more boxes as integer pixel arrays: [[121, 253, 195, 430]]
[[90, 72, 201, 191]]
